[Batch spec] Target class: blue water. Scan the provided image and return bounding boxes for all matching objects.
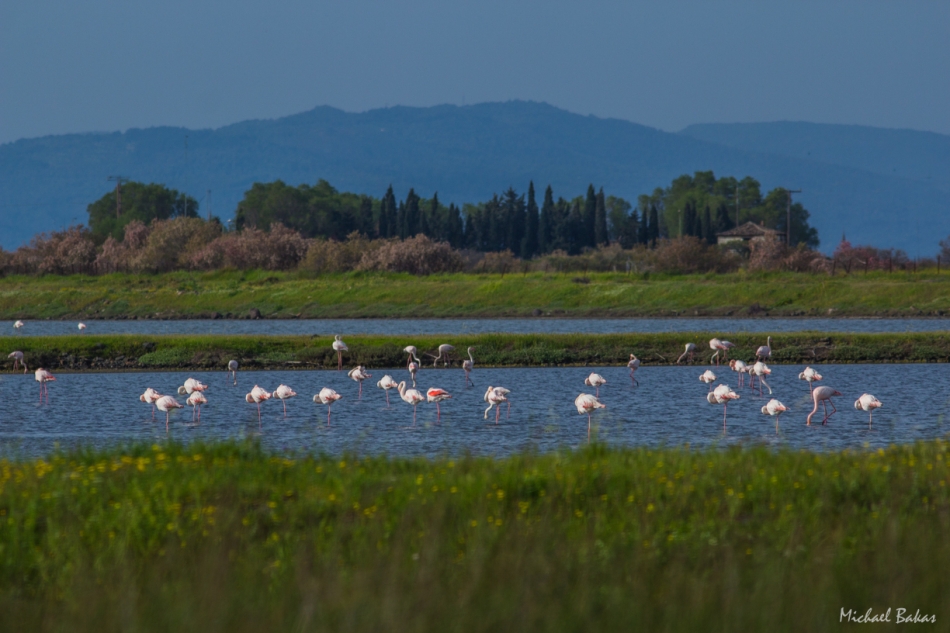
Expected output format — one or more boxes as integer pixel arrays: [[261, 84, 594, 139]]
[[1, 363, 944, 458], [3, 317, 949, 337]]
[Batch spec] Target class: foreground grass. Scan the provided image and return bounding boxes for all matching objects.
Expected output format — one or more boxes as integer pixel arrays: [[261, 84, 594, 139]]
[[4, 331, 950, 371], [2, 441, 949, 632], [1, 269, 949, 319]]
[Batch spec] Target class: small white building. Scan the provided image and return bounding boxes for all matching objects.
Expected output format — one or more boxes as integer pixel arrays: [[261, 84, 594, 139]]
[[716, 222, 782, 246]]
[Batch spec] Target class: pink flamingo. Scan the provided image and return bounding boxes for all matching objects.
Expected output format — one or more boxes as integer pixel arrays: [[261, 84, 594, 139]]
[[584, 373, 607, 397], [755, 336, 773, 362], [245, 385, 272, 426], [761, 398, 788, 433], [77, 323, 87, 333], [798, 367, 822, 393], [751, 361, 772, 396], [430, 344, 455, 367], [807, 386, 842, 426], [377, 374, 398, 407], [707, 384, 740, 431], [155, 395, 184, 430], [397, 381, 425, 425], [426, 387, 452, 421], [13, 320, 24, 331], [483, 386, 510, 423], [574, 393, 606, 441], [628, 354, 640, 386], [699, 370, 717, 391], [186, 391, 207, 422], [709, 338, 735, 366], [462, 347, 476, 386], [8, 351, 27, 373], [347, 366, 372, 399], [273, 384, 297, 415], [227, 360, 238, 385], [314, 388, 342, 425], [677, 343, 697, 364], [404, 345, 421, 368], [332, 335, 348, 371], [35, 368, 55, 404], [139, 388, 162, 419], [854, 394, 882, 428], [177, 377, 209, 396], [729, 359, 749, 387], [408, 359, 420, 387]]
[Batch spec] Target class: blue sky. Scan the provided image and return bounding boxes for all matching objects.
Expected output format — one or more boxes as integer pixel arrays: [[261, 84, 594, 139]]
[[1, 0, 948, 144]]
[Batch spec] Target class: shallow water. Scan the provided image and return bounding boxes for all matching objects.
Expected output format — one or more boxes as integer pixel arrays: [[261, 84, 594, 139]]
[[1, 363, 945, 458], [4, 317, 949, 337]]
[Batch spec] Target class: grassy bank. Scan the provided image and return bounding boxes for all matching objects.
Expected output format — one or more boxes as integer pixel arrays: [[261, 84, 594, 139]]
[[3, 332, 950, 372], [1, 269, 950, 319], [2, 441, 948, 631]]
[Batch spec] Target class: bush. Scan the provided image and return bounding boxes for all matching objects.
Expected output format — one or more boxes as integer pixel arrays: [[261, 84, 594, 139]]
[[357, 234, 464, 275], [189, 223, 307, 271], [300, 232, 380, 274], [3, 226, 97, 275], [652, 237, 737, 275], [129, 218, 222, 273]]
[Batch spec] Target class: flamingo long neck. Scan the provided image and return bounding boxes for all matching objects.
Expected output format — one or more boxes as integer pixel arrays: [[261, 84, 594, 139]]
[[468, 349, 474, 363]]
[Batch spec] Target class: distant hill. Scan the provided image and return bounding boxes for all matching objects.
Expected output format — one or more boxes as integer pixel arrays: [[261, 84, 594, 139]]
[[1, 101, 947, 253]]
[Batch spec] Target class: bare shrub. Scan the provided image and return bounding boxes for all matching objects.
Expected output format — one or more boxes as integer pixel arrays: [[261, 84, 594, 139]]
[[300, 232, 378, 273], [472, 250, 518, 274], [748, 235, 785, 272], [783, 245, 829, 273], [652, 237, 737, 274], [357, 234, 463, 275], [5, 226, 97, 275], [833, 238, 908, 273], [189, 223, 307, 271], [129, 218, 222, 273]]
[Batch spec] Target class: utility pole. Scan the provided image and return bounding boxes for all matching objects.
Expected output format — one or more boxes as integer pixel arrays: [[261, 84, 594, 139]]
[[207, 189, 212, 221], [785, 188, 802, 245], [735, 183, 740, 228], [107, 176, 129, 219]]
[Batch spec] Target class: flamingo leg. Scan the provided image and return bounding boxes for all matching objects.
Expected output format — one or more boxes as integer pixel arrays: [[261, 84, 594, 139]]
[[413, 404, 417, 426], [257, 403, 262, 428], [495, 405, 500, 424], [775, 414, 780, 434], [152, 404, 156, 419], [506, 401, 510, 419], [283, 399, 288, 416], [588, 412, 592, 441], [436, 402, 441, 422], [166, 411, 170, 432], [327, 404, 332, 426], [722, 403, 727, 431], [385, 390, 390, 408], [358, 381, 363, 399]]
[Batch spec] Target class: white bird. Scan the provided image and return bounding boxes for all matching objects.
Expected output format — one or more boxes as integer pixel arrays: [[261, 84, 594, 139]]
[[332, 335, 348, 371], [139, 387, 162, 418], [761, 398, 788, 433], [584, 373, 607, 397], [709, 338, 735, 366], [186, 391, 207, 422], [574, 393, 606, 440], [155, 395, 184, 430], [854, 393, 883, 428], [627, 354, 641, 386], [751, 361, 772, 395], [227, 360, 238, 385], [314, 387, 342, 425], [431, 344, 455, 367], [397, 381, 426, 425], [729, 359, 749, 388], [13, 320, 24, 331], [377, 374, 399, 407], [7, 351, 27, 373], [807, 386, 842, 426], [426, 387, 452, 421], [347, 365, 372, 399], [756, 336, 773, 361], [273, 384, 297, 415], [707, 384, 740, 431], [483, 386, 511, 423], [798, 367, 822, 393], [408, 359, 420, 387], [77, 323, 87, 332], [245, 385, 272, 425], [35, 368, 55, 404], [462, 346, 475, 386], [677, 343, 697, 364], [404, 345, 421, 368], [177, 378, 209, 396], [699, 370, 717, 391]]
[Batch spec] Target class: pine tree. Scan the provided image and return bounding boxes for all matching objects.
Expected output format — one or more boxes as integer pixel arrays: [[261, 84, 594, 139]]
[[538, 185, 554, 254], [522, 181, 540, 259], [703, 204, 715, 245], [594, 187, 609, 246], [648, 205, 659, 247], [584, 184, 597, 248]]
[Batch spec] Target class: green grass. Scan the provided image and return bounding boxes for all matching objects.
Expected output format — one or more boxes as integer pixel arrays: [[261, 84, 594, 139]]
[[2, 440, 949, 632], [1, 269, 949, 318], [4, 332, 950, 371]]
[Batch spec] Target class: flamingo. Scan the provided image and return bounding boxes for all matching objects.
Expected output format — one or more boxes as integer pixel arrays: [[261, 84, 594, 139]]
[[347, 366, 372, 399], [404, 345, 421, 368], [699, 370, 717, 391], [628, 354, 641, 386], [332, 335, 348, 370], [397, 381, 425, 425], [377, 374, 399, 407], [186, 392, 207, 422], [314, 388, 342, 425], [227, 360, 238, 385], [707, 384, 740, 431], [408, 359, 420, 387], [483, 386, 510, 423], [155, 395, 183, 430], [806, 386, 842, 426], [751, 361, 772, 395], [7, 351, 27, 373], [245, 385, 272, 425], [756, 336, 773, 361], [13, 320, 24, 331], [798, 367, 822, 393], [177, 378, 209, 396], [761, 398, 788, 433], [677, 343, 697, 364], [77, 323, 87, 332], [426, 387, 452, 421], [139, 387, 162, 418], [574, 393, 606, 440], [35, 368, 55, 404], [709, 338, 735, 366], [431, 344, 455, 367], [729, 359, 749, 388], [854, 394, 883, 428], [584, 373, 607, 397], [273, 384, 297, 415], [462, 347, 475, 386]]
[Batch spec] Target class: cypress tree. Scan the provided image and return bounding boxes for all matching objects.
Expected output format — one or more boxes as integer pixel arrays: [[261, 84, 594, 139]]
[[594, 187, 609, 246], [358, 196, 374, 237], [567, 200, 585, 255], [522, 181, 540, 259], [397, 200, 407, 238], [703, 204, 715, 245], [584, 184, 597, 248], [447, 203, 463, 248], [380, 185, 397, 237], [638, 205, 649, 244], [648, 205, 659, 247], [404, 189, 420, 237], [538, 185, 555, 254], [715, 202, 733, 234]]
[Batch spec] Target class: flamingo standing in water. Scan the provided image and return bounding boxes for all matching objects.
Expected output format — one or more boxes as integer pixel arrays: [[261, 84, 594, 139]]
[[273, 384, 297, 415], [677, 343, 697, 364], [245, 385, 272, 425], [348, 366, 372, 399], [462, 347, 475, 386], [177, 378, 209, 396], [377, 375, 398, 407], [584, 373, 607, 397], [77, 323, 87, 333], [186, 392, 207, 422], [155, 395, 184, 430], [408, 359, 420, 387], [699, 370, 717, 391], [806, 386, 842, 426], [426, 387, 452, 421], [139, 388, 162, 418], [729, 359, 749, 388], [798, 367, 822, 393], [628, 354, 641, 386], [709, 338, 735, 366], [332, 336, 348, 370], [707, 384, 740, 431], [314, 388, 342, 425], [854, 394, 883, 428], [397, 381, 425, 425], [483, 386, 510, 423], [404, 345, 421, 368], [13, 320, 24, 331], [431, 344, 455, 367], [35, 368, 55, 404], [751, 361, 772, 395], [8, 351, 27, 373], [227, 360, 239, 385], [761, 398, 788, 433], [574, 393, 606, 440], [755, 336, 773, 362]]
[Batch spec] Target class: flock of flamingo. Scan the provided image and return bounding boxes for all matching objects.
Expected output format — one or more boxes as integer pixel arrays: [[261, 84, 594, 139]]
[[6, 322, 885, 438]]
